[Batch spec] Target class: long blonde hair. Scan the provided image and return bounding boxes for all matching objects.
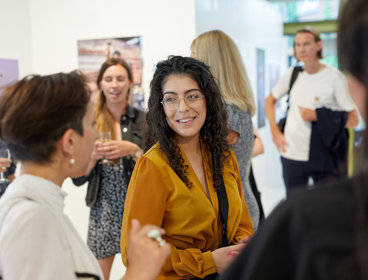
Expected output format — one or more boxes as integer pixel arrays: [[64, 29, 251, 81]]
[[95, 58, 133, 139], [191, 30, 255, 115]]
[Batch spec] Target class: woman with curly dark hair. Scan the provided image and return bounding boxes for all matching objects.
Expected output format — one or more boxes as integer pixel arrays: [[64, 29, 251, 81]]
[[120, 56, 253, 279]]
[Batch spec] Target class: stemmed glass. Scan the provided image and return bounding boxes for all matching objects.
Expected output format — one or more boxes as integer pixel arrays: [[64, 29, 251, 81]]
[[0, 148, 10, 183], [99, 131, 111, 164]]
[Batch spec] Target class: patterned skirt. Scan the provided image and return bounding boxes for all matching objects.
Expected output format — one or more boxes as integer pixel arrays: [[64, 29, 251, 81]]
[[87, 159, 128, 259]]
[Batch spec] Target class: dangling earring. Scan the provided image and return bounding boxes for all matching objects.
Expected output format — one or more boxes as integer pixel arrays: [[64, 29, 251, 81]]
[[70, 158, 75, 165]]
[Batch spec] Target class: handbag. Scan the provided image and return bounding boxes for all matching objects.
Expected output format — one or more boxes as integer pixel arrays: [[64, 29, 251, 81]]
[[277, 66, 303, 133]]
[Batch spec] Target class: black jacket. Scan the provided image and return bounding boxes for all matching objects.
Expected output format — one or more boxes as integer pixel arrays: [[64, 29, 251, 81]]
[[72, 106, 145, 207], [308, 107, 348, 176]]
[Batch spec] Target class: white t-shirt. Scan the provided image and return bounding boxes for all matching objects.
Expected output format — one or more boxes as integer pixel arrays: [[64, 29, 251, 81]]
[[272, 65, 356, 161]]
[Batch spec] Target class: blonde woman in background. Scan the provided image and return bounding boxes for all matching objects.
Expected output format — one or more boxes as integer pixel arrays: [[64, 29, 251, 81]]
[[191, 30, 260, 230], [73, 58, 145, 280]]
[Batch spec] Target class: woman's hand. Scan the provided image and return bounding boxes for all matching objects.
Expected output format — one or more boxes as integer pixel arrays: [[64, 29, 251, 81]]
[[211, 243, 246, 274], [238, 235, 252, 245], [124, 219, 171, 280], [0, 157, 12, 173], [91, 141, 105, 161], [98, 140, 140, 160]]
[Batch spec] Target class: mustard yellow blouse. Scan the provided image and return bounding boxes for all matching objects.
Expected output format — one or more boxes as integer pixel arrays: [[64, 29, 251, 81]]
[[121, 142, 253, 279]]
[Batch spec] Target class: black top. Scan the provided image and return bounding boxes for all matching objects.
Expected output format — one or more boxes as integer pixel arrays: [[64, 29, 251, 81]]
[[221, 174, 363, 280]]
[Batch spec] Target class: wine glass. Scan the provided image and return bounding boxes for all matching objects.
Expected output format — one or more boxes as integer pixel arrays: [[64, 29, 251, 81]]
[[99, 131, 111, 164], [0, 148, 10, 183]]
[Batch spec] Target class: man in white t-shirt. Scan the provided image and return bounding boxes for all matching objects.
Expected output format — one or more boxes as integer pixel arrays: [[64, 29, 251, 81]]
[[265, 27, 358, 193]]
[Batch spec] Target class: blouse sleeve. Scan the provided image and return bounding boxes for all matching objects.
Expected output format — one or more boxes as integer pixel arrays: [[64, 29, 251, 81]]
[[120, 155, 168, 262], [228, 151, 254, 243], [120, 154, 217, 278]]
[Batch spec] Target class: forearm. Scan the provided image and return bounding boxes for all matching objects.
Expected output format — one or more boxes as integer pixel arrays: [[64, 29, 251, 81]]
[[265, 94, 280, 135], [345, 109, 359, 128], [163, 246, 216, 278]]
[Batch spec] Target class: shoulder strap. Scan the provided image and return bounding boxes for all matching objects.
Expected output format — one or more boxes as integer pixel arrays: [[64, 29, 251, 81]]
[[217, 176, 230, 247], [285, 66, 303, 113]]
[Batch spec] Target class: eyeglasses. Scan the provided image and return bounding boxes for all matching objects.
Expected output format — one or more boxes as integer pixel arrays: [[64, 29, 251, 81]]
[[161, 92, 205, 111]]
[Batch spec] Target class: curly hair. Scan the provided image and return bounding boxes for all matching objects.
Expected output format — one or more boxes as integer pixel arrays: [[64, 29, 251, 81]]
[[145, 55, 229, 190]]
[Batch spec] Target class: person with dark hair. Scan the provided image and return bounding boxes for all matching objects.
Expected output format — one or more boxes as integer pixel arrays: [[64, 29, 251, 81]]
[[0, 71, 103, 279], [120, 56, 253, 279], [219, 1, 368, 278], [265, 26, 359, 194], [72, 58, 145, 280], [0, 71, 169, 280]]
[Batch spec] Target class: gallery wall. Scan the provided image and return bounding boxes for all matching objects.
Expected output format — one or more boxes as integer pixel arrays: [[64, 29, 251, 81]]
[[0, 0, 33, 77]]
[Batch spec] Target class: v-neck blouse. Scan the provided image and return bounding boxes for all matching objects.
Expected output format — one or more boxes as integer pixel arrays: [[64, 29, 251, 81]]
[[121, 142, 254, 279]]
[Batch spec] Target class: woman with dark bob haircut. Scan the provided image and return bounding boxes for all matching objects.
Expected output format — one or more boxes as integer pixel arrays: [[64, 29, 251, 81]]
[[0, 71, 169, 280], [121, 56, 253, 279], [218, 0, 368, 279]]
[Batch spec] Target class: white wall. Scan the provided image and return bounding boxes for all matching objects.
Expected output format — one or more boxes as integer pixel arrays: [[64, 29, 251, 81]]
[[195, 0, 287, 215], [29, 0, 196, 100], [0, 0, 33, 77]]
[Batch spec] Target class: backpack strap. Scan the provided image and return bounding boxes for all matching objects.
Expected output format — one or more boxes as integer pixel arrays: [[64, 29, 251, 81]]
[[285, 66, 303, 114]]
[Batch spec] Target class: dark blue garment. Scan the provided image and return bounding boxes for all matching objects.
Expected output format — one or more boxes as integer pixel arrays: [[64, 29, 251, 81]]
[[308, 107, 349, 176]]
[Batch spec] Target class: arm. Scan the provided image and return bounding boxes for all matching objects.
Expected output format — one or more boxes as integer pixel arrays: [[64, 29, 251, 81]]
[[101, 109, 145, 160], [345, 109, 359, 128], [0, 157, 12, 172], [252, 128, 264, 158], [227, 129, 239, 145], [230, 151, 254, 242], [209, 151, 253, 273], [265, 94, 288, 153], [100, 140, 141, 160], [298, 107, 358, 129], [220, 199, 295, 280], [298, 107, 317, 122]]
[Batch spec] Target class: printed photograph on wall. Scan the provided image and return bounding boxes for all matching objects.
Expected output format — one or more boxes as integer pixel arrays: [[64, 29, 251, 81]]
[[256, 48, 265, 128], [0, 58, 19, 96], [77, 36, 144, 109]]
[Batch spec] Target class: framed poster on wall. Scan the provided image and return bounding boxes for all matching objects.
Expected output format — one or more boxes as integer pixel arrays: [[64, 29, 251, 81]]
[[0, 58, 19, 96], [77, 36, 144, 109]]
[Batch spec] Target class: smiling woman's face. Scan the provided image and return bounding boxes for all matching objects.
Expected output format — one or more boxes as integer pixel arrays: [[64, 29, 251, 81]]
[[99, 64, 131, 107], [162, 74, 206, 144]]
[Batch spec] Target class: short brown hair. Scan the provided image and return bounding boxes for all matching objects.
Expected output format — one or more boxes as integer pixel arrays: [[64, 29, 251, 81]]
[[294, 26, 323, 59], [0, 71, 89, 163]]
